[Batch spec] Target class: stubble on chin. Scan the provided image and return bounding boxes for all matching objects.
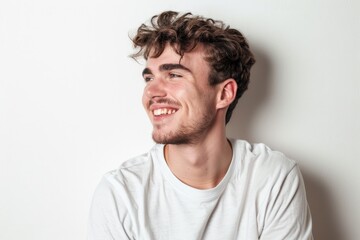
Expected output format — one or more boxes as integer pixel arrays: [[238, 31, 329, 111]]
[[150, 99, 217, 145], [151, 129, 191, 145], [151, 117, 214, 145]]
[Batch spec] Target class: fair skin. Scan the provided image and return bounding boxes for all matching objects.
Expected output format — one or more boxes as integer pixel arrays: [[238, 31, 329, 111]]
[[142, 44, 237, 189]]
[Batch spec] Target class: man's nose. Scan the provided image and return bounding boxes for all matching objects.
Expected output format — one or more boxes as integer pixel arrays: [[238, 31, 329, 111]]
[[145, 77, 167, 98]]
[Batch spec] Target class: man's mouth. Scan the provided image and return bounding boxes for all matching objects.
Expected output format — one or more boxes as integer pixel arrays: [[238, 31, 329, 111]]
[[153, 108, 177, 116]]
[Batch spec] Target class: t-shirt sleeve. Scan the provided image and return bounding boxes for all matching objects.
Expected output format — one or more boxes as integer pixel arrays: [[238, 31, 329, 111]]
[[87, 175, 133, 240], [260, 165, 313, 240]]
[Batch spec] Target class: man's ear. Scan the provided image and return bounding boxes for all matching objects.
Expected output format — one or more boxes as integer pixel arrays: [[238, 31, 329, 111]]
[[216, 79, 237, 109]]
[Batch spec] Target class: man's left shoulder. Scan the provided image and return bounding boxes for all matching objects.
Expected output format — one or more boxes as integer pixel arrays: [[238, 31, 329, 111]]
[[232, 139, 298, 176]]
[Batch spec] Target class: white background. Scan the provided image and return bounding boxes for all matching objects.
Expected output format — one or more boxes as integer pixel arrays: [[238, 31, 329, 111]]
[[0, 0, 359, 239]]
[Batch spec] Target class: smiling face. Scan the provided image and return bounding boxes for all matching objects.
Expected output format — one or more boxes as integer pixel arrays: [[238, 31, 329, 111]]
[[142, 45, 220, 144]]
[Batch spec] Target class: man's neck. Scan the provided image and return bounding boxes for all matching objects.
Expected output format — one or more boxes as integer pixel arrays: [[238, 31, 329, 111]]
[[164, 135, 233, 189]]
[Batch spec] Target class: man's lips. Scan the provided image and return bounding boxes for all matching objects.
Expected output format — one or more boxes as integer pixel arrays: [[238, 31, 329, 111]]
[[148, 99, 180, 118], [153, 108, 177, 116]]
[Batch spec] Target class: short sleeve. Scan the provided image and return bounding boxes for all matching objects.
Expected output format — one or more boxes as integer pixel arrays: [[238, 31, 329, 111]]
[[260, 165, 313, 240], [87, 176, 133, 240]]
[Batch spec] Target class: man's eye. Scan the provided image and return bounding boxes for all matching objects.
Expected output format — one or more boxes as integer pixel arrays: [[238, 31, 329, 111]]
[[144, 76, 154, 82], [169, 73, 182, 78]]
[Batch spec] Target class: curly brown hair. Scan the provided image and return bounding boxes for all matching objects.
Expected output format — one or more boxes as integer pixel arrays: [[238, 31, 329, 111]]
[[131, 11, 255, 124]]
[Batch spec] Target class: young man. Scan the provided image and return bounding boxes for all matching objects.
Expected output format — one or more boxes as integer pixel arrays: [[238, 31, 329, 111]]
[[88, 11, 313, 239]]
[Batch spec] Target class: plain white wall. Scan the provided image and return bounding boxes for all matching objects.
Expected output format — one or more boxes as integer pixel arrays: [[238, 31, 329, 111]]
[[0, 0, 359, 239]]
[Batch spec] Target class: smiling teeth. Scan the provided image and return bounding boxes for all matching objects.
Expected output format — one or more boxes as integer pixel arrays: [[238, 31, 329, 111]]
[[153, 108, 177, 116]]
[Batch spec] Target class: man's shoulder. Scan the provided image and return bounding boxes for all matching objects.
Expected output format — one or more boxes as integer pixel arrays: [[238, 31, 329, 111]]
[[232, 139, 297, 175], [101, 144, 161, 187], [232, 139, 302, 198]]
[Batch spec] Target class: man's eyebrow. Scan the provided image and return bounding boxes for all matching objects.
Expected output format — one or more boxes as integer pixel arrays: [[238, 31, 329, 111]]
[[159, 63, 192, 73], [142, 68, 152, 77], [142, 63, 192, 77]]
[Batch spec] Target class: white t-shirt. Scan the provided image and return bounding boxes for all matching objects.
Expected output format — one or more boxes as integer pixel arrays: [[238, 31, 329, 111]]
[[87, 139, 313, 240]]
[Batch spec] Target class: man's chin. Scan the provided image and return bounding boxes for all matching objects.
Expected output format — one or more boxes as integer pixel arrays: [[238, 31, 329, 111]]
[[152, 133, 189, 145]]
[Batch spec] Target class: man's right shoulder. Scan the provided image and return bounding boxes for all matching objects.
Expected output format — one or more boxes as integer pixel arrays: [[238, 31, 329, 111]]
[[100, 145, 161, 191], [88, 148, 162, 240], [104, 152, 151, 181]]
